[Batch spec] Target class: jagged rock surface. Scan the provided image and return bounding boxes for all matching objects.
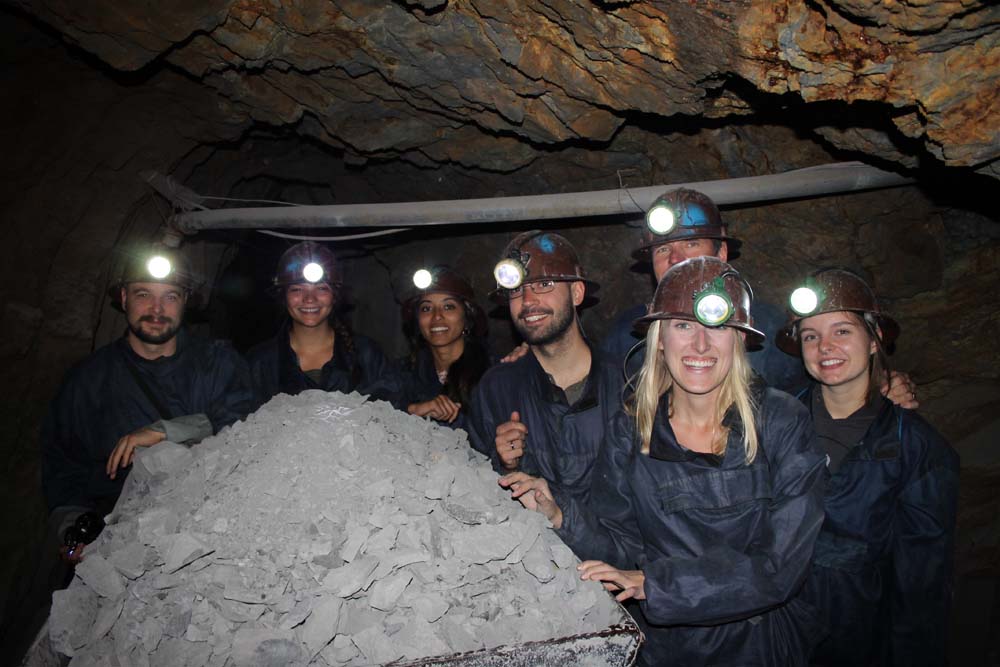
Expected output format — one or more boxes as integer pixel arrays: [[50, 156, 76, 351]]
[[12, 0, 999, 176], [43, 391, 622, 665]]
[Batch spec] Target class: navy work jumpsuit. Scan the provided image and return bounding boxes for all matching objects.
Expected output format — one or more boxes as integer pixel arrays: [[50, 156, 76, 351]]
[[466, 346, 623, 500], [556, 388, 827, 665], [799, 386, 960, 666]]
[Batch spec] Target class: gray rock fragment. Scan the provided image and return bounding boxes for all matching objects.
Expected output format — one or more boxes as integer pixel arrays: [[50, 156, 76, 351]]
[[90, 594, 125, 642], [134, 443, 193, 478], [368, 571, 412, 611], [521, 539, 556, 583], [408, 593, 449, 622], [137, 508, 179, 544], [161, 532, 213, 573], [338, 524, 370, 562], [321, 556, 379, 597], [230, 628, 307, 667], [451, 524, 517, 564], [108, 542, 149, 580], [352, 626, 403, 665], [50, 586, 98, 656], [297, 595, 342, 657], [75, 553, 126, 598]]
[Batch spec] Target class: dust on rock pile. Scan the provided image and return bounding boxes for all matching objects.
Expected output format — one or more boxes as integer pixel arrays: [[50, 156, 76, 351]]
[[50, 390, 618, 666]]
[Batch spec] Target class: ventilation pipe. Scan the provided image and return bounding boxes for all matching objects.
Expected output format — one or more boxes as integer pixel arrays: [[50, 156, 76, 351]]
[[151, 161, 913, 237]]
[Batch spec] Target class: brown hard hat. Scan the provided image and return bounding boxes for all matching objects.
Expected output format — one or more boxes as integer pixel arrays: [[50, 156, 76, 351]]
[[273, 241, 342, 288], [119, 244, 196, 291], [109, 244, 199, 311], [632, 188, 741, 261], [492, 231, 599, 301], [776, 267, 899, 356], [635, 255, 764, 347], [401, 265, 488, 337]]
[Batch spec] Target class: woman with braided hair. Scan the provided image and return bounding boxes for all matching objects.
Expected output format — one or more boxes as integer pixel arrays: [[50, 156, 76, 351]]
[[247, 242, 397, 407]]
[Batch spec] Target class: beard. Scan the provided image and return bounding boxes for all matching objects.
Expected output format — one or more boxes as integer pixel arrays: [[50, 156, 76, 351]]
[[128, 315, 181, 345], [513, 292, 576, 347]]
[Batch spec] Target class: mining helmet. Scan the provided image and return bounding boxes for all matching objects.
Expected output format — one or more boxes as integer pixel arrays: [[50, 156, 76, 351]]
[[119, 246, 195, 291], [402, 265, 488, 337], [273, 241, 342, 288], [776, 268, 899, 356], [492, 231, 598, 301], [632, 188, 741, 261], [636, 256, 763, 347]]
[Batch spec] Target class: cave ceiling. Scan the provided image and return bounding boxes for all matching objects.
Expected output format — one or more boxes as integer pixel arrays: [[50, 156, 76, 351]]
[[9, 0, 1000, 184]]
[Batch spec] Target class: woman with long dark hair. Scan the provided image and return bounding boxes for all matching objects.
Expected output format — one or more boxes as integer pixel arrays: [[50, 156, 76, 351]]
[[502, 256, 827, 665], [397, 265, 491, 428], [777, 268, 959, 666], [247, 242, 395, 406]]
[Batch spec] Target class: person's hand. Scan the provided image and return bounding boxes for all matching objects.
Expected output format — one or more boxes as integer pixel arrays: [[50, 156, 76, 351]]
[[107, 427, 166, 479], [495, 411, 527, 470], [58, 543, 86, 565], [500, 343, 530, 364], [578, 561, 646, 602], [882, 370, 919, 409], [499, 472, 562, 527], [407, 395, 462, 423]]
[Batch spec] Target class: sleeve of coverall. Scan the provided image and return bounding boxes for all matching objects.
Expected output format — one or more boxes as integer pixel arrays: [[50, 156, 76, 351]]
[[555, 411, 646, 565], [40, 382, 92, 512], [204, 345, 256, 434], [465, 380, 503, 468], [639, 395, 826, 626], [888, 417, 960, 667], [355, 337, 406, 405]]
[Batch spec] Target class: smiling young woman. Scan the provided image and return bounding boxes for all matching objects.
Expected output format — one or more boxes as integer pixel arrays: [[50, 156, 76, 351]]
[[247, 242, 398, 407], [395, 265, 491, 429], [778, 268, 959, 666]]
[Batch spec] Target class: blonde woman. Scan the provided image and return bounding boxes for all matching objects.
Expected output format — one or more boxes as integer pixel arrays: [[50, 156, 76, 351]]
[[502, 256, 826, 666]]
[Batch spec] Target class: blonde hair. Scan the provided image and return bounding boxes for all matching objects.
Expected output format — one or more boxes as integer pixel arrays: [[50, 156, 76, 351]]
[[628, 320, 759, 464]]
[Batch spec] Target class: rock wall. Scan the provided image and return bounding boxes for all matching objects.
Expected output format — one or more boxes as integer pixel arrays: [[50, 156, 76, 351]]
[[9, 1, 999, 176]]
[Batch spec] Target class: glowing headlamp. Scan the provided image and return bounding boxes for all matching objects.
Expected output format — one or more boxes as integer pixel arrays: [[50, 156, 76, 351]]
[[789, 281, 823, 316], [494, 257, 526, 290], [413, 268, 433, 289], [693, 277, 734, 327], [302, 262, 325, 283], [146, 255, 173, 280], [646, 201, 677, 235]]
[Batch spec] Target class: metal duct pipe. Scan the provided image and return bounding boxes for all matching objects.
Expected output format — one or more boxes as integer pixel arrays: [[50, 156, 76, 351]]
[[170, 161, 913, 233]]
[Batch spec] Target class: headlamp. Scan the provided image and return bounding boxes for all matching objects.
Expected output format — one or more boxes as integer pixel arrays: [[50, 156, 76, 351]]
[[146, 255, 173, 280], [646, 201, 677, 235], [494, 258, 525, 290], [789, 281, 822, 316], [302, 262, 325, 283], [693, 277, 734, 327], [413, 268, 433, 290]]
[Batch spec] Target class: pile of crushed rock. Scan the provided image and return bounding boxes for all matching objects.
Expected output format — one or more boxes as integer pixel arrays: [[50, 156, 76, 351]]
[[45, 391, 625, 666]]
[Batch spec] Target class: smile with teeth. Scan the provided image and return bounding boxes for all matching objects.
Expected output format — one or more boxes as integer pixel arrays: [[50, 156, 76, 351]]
[[820, 359, 846, 367], [682, 357, 716, 369], [520, 311, 550, 323], [429, 326, 450, 334]]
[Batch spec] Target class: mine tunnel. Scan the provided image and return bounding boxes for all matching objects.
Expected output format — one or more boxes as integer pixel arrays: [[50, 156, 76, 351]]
[[1, 1, 998, 665]]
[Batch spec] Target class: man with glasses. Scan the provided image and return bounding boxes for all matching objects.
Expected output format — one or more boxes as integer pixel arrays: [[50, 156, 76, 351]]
[[467, 231, 622, 502]]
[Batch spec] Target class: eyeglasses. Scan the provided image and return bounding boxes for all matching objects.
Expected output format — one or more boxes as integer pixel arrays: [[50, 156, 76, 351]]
[[507, 279, 557, 298]]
